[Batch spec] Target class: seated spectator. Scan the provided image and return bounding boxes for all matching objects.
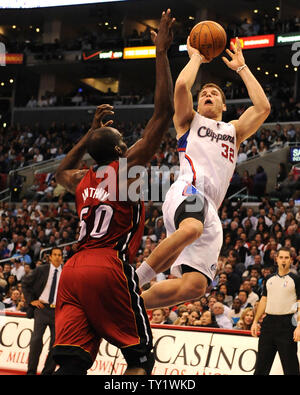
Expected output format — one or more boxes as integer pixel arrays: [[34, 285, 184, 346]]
[[150, 308, 170, 325], [237, 146, 247, 163], [173, 310, 189, 326], [234, 307, 254, 330], [2, 263, 12, 281], [233, 238, 248, 263], [0, 238, 10, 259], [217, 284, 233, 307], [237, 289, 253, 310], [244, 246, 262, 269], [4, 274, 18, 296], [10, 258, 26, 282], [223, 263, 241, 297], [163, 307, 177, 323], [247, 145, 258, 159], [258, 141, 267, 156], [212, 302, 233, 329], [16, 292, 27, 312], [249, 275, 262, 298], [187, 309, 201, 326], [172, 304, 188, 324], [12, 246, 32, 266], [193, 297, 208, 314], [194, 310, 219, 328], [3, 288, 21, 311], [242, 208, 258, 231], [26, 96, 38, 108], [0, 267, 7, 299], [240, 278, 259, 307], [228, 297, 243, 326]]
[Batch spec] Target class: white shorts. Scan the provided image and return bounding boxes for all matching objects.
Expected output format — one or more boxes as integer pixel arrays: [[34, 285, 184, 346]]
[[162, 180, 223, 283]]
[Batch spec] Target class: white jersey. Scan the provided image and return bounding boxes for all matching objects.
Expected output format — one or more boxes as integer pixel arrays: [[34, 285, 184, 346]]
[[177, 112, 237, 209]]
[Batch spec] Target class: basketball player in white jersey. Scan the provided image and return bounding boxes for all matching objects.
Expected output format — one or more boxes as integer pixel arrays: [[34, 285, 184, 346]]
[[136, 36, 270, 309]]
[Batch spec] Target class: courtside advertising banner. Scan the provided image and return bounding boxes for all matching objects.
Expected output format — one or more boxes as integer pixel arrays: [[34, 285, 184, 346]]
[[1, 315, 299, 375]]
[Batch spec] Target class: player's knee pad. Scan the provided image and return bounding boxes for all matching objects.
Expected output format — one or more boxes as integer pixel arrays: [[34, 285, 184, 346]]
[[174, 194, 208, 231]]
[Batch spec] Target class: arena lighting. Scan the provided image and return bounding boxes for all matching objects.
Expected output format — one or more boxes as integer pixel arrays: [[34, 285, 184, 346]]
[[179, 44, 187, 52], [123, 46, 156, 59], [5, 53, 23, 64], [82, 50, 123, 61], [0, 0, 127, 8], [277, 33, 300, 45], [230, 35, 275, 49], [289, 147, 300, 163]]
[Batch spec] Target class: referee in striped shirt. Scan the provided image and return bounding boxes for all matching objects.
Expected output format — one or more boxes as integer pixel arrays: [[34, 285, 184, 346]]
[[251, 247, 300, 375]]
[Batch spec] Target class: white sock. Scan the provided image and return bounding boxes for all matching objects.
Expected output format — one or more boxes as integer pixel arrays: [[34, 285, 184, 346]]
[[136, 261, 157, 287]]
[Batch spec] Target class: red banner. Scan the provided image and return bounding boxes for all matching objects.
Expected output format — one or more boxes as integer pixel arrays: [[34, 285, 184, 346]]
[[5, 54, 23, 64], [230, 35, 275, 50]]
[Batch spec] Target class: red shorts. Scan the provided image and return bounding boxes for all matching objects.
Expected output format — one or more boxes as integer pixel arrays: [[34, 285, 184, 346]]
[[53, 248, 152, 369]]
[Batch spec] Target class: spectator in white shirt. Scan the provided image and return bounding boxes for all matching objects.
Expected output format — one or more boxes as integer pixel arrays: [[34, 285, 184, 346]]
[[242, 208, 258, 230], [240, 279, 259, 307], [212, 302, 233, 329], [244, 246, 263, 269], [237, 146, 247, 163], [10, 258, 25, 282]]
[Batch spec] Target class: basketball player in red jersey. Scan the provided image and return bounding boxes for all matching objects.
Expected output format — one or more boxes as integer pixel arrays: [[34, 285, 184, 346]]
[[52, 9, 175, 375]]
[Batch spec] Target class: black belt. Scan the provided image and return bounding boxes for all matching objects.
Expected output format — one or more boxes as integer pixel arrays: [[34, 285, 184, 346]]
[[43, 303, 56, 309]]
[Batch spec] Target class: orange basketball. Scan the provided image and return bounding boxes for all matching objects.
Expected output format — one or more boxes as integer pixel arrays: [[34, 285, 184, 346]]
[[189, 21, 227, 61]]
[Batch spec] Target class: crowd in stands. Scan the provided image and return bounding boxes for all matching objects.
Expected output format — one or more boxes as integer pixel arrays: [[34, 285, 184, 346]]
[[25, 90, 153, 109], [23, 79, 300, 119], [1, 88, 300, 333], [0, 114, 299, 204], [2, 11, 299, 53], [21, 80, 300, 134]]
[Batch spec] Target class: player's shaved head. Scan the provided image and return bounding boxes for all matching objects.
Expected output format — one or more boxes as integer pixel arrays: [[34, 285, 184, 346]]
[[86, 127, 127, 165]]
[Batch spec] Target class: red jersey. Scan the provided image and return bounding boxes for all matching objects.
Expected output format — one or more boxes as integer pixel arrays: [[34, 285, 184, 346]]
[[75, 160, 145, 264]]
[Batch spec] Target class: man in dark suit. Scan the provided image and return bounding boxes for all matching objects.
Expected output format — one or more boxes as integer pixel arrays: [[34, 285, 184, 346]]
[[22, 247, 63, 375]]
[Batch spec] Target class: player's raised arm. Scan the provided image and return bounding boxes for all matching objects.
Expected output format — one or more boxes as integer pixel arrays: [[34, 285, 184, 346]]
[[173, 36, 210, 136], [222, 38, 271, 147], [125, 9, 175, 168], [55, 104, 114, 193]]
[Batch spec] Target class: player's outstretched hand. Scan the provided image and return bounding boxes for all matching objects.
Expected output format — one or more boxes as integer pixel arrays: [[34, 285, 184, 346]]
[[186, 36, 211, 63], [90, 104, 114, 131], [222, 37, 246, 71], [151, 9, 175, 52]]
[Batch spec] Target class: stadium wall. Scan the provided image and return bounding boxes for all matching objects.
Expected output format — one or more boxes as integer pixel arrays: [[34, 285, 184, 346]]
[[0, 313, 299, 375]]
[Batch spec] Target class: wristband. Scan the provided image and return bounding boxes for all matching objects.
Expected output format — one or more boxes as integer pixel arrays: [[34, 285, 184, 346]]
[[236, 64, 247, 73]]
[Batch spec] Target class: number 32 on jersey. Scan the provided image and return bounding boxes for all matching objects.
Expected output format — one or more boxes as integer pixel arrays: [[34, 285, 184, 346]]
[[221, 143, 234, 163]]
